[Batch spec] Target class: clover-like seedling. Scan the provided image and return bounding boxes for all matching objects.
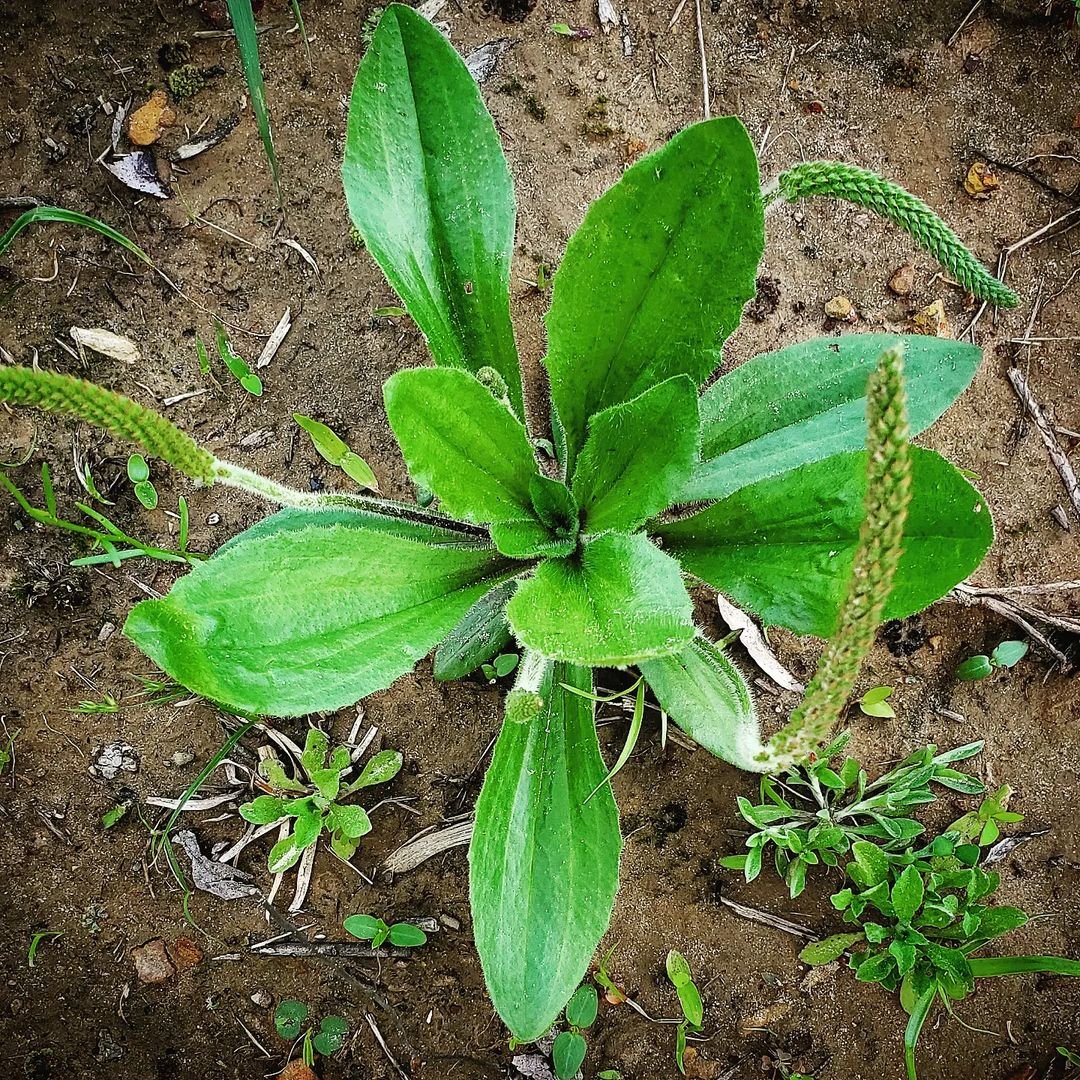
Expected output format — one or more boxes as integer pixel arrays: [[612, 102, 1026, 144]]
[[126, 454, 158, 510], [665, 950, 703, 1075], [947, 783, 1024, 847], [859, 685, 895, 718], [720, 734, 985, 897], [239, 730, 402, 874], [214, 321, 262, 396], [551, 983, 598, 1080], [481, 652, 519, 683], [294, 413, 379, 491], [274, 1000, 349, 1064], [343, 913, 428, 949], [956, 639, 1029, 681]]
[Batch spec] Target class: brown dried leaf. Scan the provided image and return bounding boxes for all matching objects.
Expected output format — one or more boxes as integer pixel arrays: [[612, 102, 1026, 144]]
[[964, 161, 1000, 199]]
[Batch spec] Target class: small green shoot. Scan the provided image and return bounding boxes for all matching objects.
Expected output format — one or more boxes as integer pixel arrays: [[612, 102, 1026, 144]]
[[240, 733, 402, 873], [481, 652, 519, 683], [553, 983, 598, 1080], [101, 802, 130, 829], [344, 913, 428, 948], [859, 685, 895, 718], [275, 999, 309, 1039], [666, 950, 703, 1075], [214, 322, 263, 395], [293, 413, 379, 491], [127, 454, 159, 510], [28, 929, 63, 967], [957, 640, 1028, 681], [0, 725, 19, 775], [373, 304, 407, 318], [71, 694, 120, 715], [225, 0, 282, 204], [0, 206, 151, 265], [947, 783, 1023, 846]]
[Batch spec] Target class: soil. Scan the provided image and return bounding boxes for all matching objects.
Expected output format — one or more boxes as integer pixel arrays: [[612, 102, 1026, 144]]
[[1, 1, 1078, 1078]]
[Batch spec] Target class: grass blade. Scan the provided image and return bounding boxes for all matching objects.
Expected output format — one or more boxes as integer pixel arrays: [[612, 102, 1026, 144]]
[[0, 206, 151, 264], [968, 956, 1080, 979], [226, 0, 282, 205], [904, 986, 936, 1080]]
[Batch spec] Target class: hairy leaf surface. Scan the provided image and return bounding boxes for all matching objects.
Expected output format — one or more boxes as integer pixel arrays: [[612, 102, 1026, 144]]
[[342, 4, 521, 410], [507, 532, 694, 665], [639, 636, 767, 770], [470, 663, 621, 1040], [384, 367, 539, 524], [572, 376, 699, 533], [657, 448, 992, 636], [683, 334, 983, 501], [544, 116, 763, 467], [125, 514, 515, 715], [433, 581, 516, 681]]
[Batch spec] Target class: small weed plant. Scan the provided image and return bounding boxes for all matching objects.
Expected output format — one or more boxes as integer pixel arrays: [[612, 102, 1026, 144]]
[[552, 984, 599, 1079], [274, 1000, 349, 1064], [666, 950, 704, 1074], [957, 639, 1029, 681], [343, 913, 427, 948], [239, 729, 401, 872], [0, 3, 1015, 1043]]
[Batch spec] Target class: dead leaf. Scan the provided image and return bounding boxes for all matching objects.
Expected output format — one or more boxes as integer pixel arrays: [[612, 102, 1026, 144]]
[[716, 595, 804, 693], [70, 328, 140, 365], [598, 0, 618, 33], [912, 298, 951, 337], [683, 1047, 724, 1079], [132, 939, 176, 985], [464, 38, 517, 84], [624, 137, 647, 163], [170, 115, 239, 161], [102, 151, 170, 199], [737, 999, 793, 1037], [128, 90, 175, 147], [172, 830, 259, 900], [964, 161, 1000, 199]]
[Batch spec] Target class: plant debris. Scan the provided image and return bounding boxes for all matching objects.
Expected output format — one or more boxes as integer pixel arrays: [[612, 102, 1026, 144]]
[[128, 90, 175, 147], [172, 830, 260, 900], [70, 327, 140, 364], [912, 298, 951, 337], [102, 151, 170, 199], [465, 38, 517, 83], [964, 160, 1000, 198], [170, 115, 239, 161]]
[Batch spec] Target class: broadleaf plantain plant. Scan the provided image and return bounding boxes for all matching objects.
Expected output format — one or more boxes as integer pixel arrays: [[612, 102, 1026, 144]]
[[0, 3, 1011, 1045]]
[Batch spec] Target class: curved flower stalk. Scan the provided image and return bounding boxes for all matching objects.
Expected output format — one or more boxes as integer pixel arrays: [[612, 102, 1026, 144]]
[[764, 161, 1018, 308], [0, 2, 1006, 1049]]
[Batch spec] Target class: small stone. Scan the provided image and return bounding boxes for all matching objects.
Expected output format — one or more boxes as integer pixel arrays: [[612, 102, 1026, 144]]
[[90, 742, 139, 781], [173, 936, 203, 971], [95, 1029, 125, 1063], [888, 264, 915, 296], [912, 299, 951, 337], [97, 621, 116, 643], [596, 68, 606, 81], [279, 1062, 318, 1080], [132, 938, 176, 985], [169, 750, 195, 768], [824, 294, 854, 320], [206, 513, 221, 526], [250, 990, 272, 1008], [128, 90, 175, 147], [439, 913, 461, 931]]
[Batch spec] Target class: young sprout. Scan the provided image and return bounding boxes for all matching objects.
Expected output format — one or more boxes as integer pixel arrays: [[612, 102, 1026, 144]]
[[481, 652, 519, 683], [553, 984, 598, 1080], [343, 914, 428, 949], [294, 413, 379, 491], [127, 454, 159, 510], [665, 950, 703, 1075], [859, 685, 895, 718], [214, 322, 263, 396], [956, 640, 1029, 681]]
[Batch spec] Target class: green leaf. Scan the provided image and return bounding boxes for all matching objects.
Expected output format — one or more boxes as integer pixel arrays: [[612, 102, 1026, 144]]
[[990, 640, 1028, 668], [530, 475, 579, 535], [352, 749, 403, 790], [124, 511, 515, 716], [565, 984, 598, 1029], [127, 454, 150, 483], [326, 804, 372, 839], [215, 322, 262, 396], [968, 955, 1080, 979], [799, 933, 864, 966], [469, 663, 621, 1041], [571, 376, 699, 533], [850, 841, 891, 888], [312, 1016, 349, 1056], [957, 655, 993, 681], [853, 952, 895, 984], [544, 116, 763, 468], [553, 1031, 588, 1080], [491, 519, 574, 559], [859, 685, 895, 718], [657, 448, 992, 637], [966, 906, 1027, 945], [274, 1000, 308, 1040], [343, 914, 383, 941], [239, 795, 288, 825], [507, 533, 694, 665], [310, 767, 340, 801], [904, 985, 936, 1080], [666, 950, 692, 988], [294, 413, 379, 491], [343, 4, 522, 412], [267, 813, 322, 874], [684, 334, 983, 502], [677, 980, 703, 1028], [640, 636, 766, 771], [330, 830, 361, 861], [302, 729, 330, 775], [433, 581, 515, 681], [892, 865, 925, 925], [388, 922, 428, 947], [493, 653, 519, 679], [384, 367, 539, 524]]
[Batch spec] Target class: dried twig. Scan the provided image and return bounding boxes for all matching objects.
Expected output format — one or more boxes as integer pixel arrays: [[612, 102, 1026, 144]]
[[693, 0, 709, 120], [366, 1012, 412, 1080], [383, 818, 473, 874], [716, 891, 816, 939]]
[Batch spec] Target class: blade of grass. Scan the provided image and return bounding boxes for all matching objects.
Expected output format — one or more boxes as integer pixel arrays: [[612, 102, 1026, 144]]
[[968, 956, 1080, 978], [0, 206, 151, 264], [226, 0, 282, 206], [289, 0, 313, 75], [903, 986, 936, 1080]]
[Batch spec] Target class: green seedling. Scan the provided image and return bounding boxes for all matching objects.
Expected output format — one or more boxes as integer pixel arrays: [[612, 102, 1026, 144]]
[[794, 768, 1080, 1080], [127, 454, 159, 510], [239, 731, 402, 873], [552, 983, 598, 1080], [720, 734, 984, 897], [343, 913, 428, 949], [0, 205, 151, 265], [0, 726, 20, 775], [859, 685, 895, 718], [214, 322, 263, 396], [481, 652, 519, 683], [294, 413, 379, 491], [957, 639, 1029, 681], [0, 2, 1012, 1043], [71, 694, 120, 715], [373, 304, 407, 318], [28, 929, 63, 967], [947, 783, 1023, 847], [666, 950, 703, 1075], [274, 1000, 349, 1063]]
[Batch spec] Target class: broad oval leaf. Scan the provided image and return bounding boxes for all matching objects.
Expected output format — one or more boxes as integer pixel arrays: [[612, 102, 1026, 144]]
[[388, 922, 428, 948], [683, 334, 983, 502], [552, 1031, 588, 1080], [507, 532, 694, 666], [639, 636, 768, 771], [124, 512, 515, 716], [239, 795, 288, 825], [470, 663, 621, 1041], [891, 864, 925, 925], [343, 914, 382, 940], [352, 749, 403, 790], [327, 804, 372, 839], [799, 932, 865, 966], [544, 116, 763, 468], [572, 375, 700, 533], [343, 4, 522, 412], [384, 367, 539, 524], [432, 581, 515, 681], [657, 448, 993, 636]]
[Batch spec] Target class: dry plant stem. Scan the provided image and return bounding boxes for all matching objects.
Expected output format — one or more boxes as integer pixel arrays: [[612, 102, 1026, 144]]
[[716, 891, 816, 939], [1006, 366, 1080, 524]]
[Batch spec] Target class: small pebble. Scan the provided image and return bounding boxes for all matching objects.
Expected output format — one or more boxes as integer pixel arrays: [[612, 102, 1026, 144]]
[[439, 913, 461, 931], [206, 513, 221, 526], [132, 938, 176, 985], [888, 264, 915, 296], [98, 621, 116, 643], [596, 68, 606, 81], [250, 990, 272, 1008], [169, 750, 195, 768], [824, 294, 855, 320]]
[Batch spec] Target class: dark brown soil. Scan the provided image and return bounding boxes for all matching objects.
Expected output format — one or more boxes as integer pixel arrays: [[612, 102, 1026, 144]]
[[1, 1, 1079, 1078]]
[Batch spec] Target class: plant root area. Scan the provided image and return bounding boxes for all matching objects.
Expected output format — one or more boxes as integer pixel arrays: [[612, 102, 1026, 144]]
[[1, 1, 1078, 1078]]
